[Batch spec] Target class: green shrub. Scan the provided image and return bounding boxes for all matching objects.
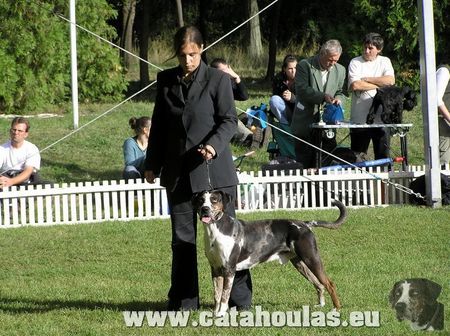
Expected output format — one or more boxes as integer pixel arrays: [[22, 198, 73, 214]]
[[0, 0, 126, 113]]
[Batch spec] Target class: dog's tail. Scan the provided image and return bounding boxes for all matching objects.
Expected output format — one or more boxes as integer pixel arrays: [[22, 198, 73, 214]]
[[306, 200, 347, 229]]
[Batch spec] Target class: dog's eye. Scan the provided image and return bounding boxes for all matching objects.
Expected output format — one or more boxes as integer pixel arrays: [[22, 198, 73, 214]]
[[395, 289, 402, 297], [410, 290, 419, 297]]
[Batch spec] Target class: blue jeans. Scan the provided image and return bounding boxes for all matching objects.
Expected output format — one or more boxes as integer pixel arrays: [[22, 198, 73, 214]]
[[269, 95, 292, 124]]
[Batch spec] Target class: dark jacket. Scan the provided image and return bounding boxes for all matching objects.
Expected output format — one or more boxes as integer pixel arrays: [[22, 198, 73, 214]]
[[231, 80, 248, 101], [145, 61, 239, 193]]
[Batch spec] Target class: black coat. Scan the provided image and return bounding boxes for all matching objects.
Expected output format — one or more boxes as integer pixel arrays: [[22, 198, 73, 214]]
[[145, 61, 239, 193]]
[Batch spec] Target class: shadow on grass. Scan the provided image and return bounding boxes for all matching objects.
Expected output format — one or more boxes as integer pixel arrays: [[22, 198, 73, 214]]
[[41, 158, 122, 184], [0, 297, 168, 314], [126, 81, 157, 102]]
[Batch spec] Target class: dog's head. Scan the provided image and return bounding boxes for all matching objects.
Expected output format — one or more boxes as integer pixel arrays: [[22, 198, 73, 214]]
[[192, 190, 229, 224], [389, 278, 442, 324], [401, 86, 417, 111]]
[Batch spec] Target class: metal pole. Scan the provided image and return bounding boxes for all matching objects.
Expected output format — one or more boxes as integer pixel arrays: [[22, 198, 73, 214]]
[[417, 0, 441, 207], [70, 0, 79, 129]]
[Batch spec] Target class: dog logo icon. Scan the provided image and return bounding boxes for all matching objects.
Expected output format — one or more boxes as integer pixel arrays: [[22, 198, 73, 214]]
[[389, 278, 444, 331]]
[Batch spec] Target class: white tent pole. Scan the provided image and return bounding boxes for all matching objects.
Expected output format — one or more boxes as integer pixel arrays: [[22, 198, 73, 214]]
[[418, 0, 441, 207], [70, 0, 79, 129]]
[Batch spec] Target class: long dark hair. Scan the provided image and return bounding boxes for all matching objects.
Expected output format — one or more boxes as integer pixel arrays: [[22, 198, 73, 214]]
[[172, 25, 203, 57]]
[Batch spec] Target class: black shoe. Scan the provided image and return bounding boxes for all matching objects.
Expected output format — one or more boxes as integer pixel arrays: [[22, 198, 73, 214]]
[[167, 299, 199, 311], [229, 303, 251, 311]]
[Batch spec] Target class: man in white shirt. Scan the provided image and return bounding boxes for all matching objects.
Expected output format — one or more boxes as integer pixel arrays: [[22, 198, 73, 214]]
[[348, 33, 395, 159], [0, 117, 41, 188]]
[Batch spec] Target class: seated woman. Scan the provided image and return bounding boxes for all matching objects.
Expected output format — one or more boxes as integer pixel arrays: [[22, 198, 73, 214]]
[[122, 116, 151, 180], [269, 55, 297, 124]]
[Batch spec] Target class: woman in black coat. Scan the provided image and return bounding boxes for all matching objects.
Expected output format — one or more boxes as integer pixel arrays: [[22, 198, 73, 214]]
[[144, 26, 252, 311]]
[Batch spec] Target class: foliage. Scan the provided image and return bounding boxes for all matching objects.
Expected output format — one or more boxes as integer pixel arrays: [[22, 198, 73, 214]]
[[353, 0, 449, 88], [0, 0, 127, 113], [2, 0, 449, 112]]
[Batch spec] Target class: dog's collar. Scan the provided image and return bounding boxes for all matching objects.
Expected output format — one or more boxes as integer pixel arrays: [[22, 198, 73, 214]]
[[215, 212, 224, 221]]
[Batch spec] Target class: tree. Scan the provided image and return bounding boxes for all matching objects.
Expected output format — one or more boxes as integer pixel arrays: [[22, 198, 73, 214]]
[[120, 0, 137, 69], [175, 0, 184, 27], [352, 0, 450, 87], [137, 0, 151, 88], [266, 0, 281, 80], [0, 0, 126, 113], [247, 0, 263, 60]]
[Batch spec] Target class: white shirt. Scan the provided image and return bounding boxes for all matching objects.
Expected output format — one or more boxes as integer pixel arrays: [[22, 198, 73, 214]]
[[348, 55, 395, 124], [0, 140, 41, 172], [436, 66, 449, 107]]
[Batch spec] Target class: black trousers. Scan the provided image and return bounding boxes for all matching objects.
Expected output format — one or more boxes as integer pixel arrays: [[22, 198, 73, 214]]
[[350, 128, 390, 159], [295, 131, 337, 169], [166, 178, 252, 310]]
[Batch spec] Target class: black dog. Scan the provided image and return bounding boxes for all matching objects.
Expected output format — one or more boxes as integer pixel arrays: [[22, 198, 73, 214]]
[[389, 278, 444, 331], [366, 86, 417, 124], [193, 190, 347, 316]]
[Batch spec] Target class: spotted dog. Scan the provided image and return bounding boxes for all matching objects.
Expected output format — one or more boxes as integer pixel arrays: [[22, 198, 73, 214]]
[[389, 278, 444, 331], [193, 190, 347, 317]]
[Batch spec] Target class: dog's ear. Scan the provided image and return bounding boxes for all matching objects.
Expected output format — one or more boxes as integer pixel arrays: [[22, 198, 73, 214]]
[[191, 192, 204, 209], [420, 279, 442, 303], [389, 281, 403, 307], [402, 87, 417, 111], [217, 190, 231, 207]]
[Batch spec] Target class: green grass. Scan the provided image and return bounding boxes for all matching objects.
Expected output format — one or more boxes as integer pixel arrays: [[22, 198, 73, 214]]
[[0, 206, 448, 335]]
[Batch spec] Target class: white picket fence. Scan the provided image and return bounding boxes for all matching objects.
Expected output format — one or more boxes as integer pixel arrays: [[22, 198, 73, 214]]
[[0, 165, 448, 228]]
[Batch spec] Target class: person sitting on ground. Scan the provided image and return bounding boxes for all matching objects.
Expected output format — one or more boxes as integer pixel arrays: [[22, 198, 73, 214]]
[[0, 117, 41, 188], [122, 116, 151, 180], [269, 54, 297, 124], [210, 58, 253, 146]]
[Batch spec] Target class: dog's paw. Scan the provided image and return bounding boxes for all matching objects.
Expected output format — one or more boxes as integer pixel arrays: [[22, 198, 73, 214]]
[[215, 303, 229, 317], [215, 310, 227, 318]]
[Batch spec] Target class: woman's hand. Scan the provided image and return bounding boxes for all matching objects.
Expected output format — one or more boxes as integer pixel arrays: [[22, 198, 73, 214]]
[[198, 144, 216, 161], [144, 170, 157, 184]]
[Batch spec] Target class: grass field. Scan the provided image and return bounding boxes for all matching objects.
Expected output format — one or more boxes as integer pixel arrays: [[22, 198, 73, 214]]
[[0, 205, 448, 335]]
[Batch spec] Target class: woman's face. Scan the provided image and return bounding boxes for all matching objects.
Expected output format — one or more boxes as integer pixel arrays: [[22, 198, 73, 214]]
[[283, 61, 297, 80], [177, 42, 203, 76]]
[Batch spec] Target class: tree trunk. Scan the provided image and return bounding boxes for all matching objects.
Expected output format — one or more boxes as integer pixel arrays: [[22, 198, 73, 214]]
[[266, 0, 281, 81], [198, 0, 209, 63], [120, 0, 137, 70], [138, 0, 150, 88], [175, 0, 184, 28], [247, 0, 263, 59]]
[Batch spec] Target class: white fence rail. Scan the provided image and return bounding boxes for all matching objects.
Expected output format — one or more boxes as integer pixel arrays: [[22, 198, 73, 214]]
[[1, 165, 448, 228]]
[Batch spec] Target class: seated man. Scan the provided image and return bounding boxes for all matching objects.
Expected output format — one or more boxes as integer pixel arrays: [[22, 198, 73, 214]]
[[0, 117, 41, 188]]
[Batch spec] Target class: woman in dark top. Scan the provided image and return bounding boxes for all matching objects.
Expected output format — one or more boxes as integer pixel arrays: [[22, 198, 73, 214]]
[[144, 26, 252, 311], [269, 55, 297, 124]]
